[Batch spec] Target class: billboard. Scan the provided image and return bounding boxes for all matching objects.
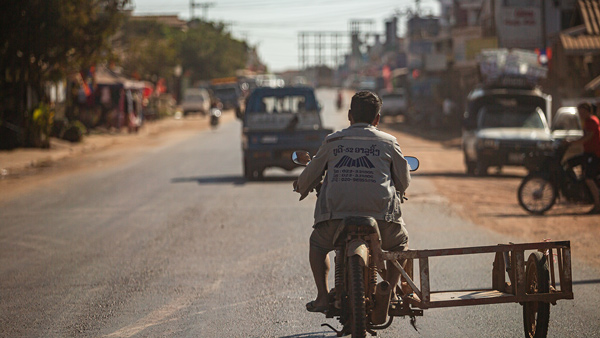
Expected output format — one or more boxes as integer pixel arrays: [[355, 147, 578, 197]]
[[496, 2, 543, 49]]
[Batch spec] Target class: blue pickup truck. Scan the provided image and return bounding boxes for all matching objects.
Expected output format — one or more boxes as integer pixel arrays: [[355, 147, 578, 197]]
[[242, 87, 333, 180]]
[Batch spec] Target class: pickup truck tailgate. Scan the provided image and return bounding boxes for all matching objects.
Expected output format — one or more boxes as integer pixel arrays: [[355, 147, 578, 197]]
[[245, 129, 332, 151]]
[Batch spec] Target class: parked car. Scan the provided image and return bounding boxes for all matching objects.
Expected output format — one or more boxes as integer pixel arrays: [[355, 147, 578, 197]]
[[379, 89, 407, 120], [181, 88, 211, 116], [462, 78, 553, 175], [550, 106, 584, 160], [242, 86, 332, 180], [551, 107, 583, 139]]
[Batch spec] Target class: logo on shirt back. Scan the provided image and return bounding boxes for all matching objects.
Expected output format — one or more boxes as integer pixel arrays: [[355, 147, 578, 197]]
[[334, 155, 375, 169]]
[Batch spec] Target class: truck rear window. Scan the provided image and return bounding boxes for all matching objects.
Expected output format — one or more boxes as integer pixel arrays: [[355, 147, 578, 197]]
[[247, 94, 317, 114], [213, 87, 238, 99], [479, 106, 546, 129]]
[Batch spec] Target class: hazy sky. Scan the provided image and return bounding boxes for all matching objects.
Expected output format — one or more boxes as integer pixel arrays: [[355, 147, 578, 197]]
[[132, 0, 440, 72]]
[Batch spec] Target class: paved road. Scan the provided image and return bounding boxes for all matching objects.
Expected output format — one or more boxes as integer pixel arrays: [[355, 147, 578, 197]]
[[1, 89, 599, 337]]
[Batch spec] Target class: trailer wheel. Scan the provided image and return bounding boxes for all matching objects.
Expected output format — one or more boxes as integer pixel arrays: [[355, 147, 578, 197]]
[[523, 252, 550, 338]]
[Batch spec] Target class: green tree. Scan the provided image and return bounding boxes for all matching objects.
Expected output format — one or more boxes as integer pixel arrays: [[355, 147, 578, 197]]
[[119, 20, 179, 81], [118, 18, 247, 95], [177, 20, 247, 83], [0, 0, 130, 147]]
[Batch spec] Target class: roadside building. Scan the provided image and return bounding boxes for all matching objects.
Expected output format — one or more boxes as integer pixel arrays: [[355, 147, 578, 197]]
[[545, 0, 600, 105]]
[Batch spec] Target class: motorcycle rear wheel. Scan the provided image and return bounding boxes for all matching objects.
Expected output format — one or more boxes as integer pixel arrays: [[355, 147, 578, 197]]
[[518, 175, 557, 215], [348, 255, 367, 338]]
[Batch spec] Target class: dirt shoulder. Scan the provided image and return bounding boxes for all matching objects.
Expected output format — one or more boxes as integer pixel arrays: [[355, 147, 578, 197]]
[[382, 118, 600, 268], [0, 112, 235, 202]]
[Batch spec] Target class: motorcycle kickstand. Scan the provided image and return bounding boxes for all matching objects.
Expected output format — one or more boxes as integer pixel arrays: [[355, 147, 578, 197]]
[[410, 314, 419, 332]]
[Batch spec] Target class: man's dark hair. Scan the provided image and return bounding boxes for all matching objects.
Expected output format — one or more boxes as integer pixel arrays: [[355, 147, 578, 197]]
[[577, 102, 592, 113], [350, 91, 382, 123]]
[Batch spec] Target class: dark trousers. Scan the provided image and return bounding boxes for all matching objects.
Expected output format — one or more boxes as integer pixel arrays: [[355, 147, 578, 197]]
[[567, 153, 600, 180]]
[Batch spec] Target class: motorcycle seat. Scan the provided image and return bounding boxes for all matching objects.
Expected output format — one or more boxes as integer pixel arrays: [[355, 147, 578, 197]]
[[343, 216, 377, 228], [333, 216, 381, 246]]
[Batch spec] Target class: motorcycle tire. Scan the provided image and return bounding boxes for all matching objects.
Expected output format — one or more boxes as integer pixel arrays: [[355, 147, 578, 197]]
[[518, 175, 557, 215], [348, 255, 367, 338]]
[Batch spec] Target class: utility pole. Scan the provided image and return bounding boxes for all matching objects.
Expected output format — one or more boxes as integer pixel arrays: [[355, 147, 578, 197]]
[[541, 0, 547, 49], [189, 1, 215, 21], [223, 21, 235, 33], [415, 0, 422, 16]]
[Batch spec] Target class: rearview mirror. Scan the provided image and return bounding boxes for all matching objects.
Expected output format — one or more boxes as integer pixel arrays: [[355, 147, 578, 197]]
[[292, 151, 311, 166], [406, 156, 419, 171]]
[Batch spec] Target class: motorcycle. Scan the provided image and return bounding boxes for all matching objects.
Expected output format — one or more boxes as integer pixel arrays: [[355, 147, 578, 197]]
[[518, 140, 600, 214], [210, 107, 221, 128], [292, 151, 420, 337]]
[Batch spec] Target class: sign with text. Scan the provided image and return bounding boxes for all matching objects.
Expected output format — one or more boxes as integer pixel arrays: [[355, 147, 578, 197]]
[[496, 5, 542, 49]]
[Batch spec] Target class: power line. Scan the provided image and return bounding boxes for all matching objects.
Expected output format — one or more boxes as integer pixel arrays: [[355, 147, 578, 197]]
[[139, 0, 438, 12], [189, 1, 215, 20]]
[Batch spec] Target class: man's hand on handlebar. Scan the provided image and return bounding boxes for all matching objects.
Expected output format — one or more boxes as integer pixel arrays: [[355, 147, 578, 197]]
[[293, 180, 317, 201]]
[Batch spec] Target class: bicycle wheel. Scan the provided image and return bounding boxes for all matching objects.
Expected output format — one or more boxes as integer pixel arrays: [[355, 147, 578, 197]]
[[518, 175, 557, 215], [348, 255, 367, 338], [523, 252, 550, 338]]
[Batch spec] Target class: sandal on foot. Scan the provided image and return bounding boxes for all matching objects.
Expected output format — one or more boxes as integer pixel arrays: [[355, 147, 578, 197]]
[[306, 301, 328, 313]]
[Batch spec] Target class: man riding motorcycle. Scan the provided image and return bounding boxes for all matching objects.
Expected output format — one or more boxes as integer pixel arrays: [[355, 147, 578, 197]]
[[566, 102, 600, 214], [293, 91, 412, 313]]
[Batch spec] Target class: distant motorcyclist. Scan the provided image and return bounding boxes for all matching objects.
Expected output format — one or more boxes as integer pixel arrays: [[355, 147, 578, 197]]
[[293, 91, 411, 313], [566, 102, 600, 214], [336, 90, 343, 111]]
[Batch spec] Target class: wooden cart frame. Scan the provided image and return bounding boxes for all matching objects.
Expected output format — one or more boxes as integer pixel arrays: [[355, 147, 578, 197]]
[[382, 240, 573, 310]]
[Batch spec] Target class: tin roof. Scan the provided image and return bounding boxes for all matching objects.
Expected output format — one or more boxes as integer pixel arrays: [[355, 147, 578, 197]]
[[585, 74, 600, 90], [560, 0, 600, 53], [560, 33, 600, 53], [579, 0, 600, 35]]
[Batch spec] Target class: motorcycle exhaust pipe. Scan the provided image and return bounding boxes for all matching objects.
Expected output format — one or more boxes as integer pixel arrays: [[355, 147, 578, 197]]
[[371, 281, 392, 325]]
